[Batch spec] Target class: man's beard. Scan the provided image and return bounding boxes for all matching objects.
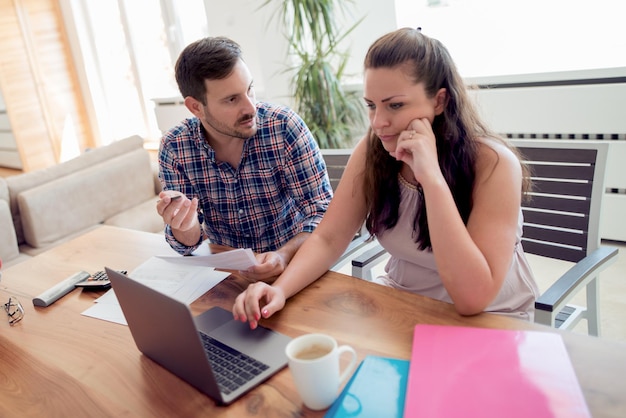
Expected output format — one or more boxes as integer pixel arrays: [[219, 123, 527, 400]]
[[202, 107, 257, 140]]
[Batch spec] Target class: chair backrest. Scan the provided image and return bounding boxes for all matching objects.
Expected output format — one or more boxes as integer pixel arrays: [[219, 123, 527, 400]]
[[511, 140, 609, 263], [320, 148, 377, 271], [320, 149, 352, 192]]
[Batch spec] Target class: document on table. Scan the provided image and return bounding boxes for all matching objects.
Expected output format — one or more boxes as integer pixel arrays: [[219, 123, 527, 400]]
[[81, 256, 230, 325], [156, 248, 259, 270]]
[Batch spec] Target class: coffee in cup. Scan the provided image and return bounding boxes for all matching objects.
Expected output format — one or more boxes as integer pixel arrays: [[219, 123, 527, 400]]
[[285, 333, 357, 410]]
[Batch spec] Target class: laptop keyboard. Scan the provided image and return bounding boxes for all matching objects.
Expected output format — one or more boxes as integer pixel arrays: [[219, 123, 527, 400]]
[[199, 332, 270, 394]]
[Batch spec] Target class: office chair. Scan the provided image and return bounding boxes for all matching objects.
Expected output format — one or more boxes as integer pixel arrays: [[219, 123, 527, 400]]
[[351, 140, 619, 336]]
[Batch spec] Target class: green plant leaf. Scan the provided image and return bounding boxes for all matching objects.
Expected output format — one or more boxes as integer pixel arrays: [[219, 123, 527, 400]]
[[260, 0, 366, 148]]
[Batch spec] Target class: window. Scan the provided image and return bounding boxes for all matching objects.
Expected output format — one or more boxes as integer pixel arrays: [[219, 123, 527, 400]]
[[66, 0, 207, 146]]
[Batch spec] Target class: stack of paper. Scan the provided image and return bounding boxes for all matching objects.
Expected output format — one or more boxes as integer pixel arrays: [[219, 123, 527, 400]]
[[81, 256, 232, 325]]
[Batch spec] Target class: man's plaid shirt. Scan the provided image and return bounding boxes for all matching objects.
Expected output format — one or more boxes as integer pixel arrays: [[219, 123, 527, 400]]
[[158, 102, 333, 254]]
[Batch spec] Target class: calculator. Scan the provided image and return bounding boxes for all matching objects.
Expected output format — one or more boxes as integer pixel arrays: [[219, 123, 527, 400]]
[[74, 270, 127, 290]]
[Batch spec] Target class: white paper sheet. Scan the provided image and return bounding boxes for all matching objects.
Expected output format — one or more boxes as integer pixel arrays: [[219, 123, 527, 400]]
[[155, 248, 259, 270], [81, 256, 230, 325]]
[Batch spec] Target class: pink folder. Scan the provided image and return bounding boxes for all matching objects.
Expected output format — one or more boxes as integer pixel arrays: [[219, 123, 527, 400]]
[[404, 324, 590, 418]]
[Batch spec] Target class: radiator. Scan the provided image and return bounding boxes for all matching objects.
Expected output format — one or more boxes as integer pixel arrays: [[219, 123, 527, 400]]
[[152, 97, 191, 134]]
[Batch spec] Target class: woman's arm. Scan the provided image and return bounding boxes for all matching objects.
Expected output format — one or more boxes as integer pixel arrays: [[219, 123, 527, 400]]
[[232, 138, 370, 327], [426, 140, 522, 315], [395, 118, 522, 315]]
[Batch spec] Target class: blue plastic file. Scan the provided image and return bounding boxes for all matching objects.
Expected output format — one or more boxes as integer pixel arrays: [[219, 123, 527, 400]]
[[324, 355, 409, 418]]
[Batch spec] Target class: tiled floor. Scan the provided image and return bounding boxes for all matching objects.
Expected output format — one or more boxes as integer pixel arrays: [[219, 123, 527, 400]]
[[527, 240, 626, 344], [338, 240, 625, 344]]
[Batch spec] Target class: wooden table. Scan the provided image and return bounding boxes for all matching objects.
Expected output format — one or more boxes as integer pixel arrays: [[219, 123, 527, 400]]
[[1, 226, 625, 417]]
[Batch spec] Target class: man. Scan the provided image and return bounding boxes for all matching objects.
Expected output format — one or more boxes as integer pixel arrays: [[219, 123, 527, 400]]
[[156, 36, 332, 281]]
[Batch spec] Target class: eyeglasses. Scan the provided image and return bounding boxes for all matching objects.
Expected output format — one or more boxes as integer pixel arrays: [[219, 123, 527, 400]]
[[4, 296, 24, 325]]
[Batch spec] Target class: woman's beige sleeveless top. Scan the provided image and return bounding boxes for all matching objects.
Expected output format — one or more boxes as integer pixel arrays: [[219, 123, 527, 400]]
[[374, 175, 540, 321]]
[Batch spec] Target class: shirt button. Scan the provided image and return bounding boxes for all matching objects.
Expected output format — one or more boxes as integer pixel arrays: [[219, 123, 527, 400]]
[[238, 209, 244, 214]]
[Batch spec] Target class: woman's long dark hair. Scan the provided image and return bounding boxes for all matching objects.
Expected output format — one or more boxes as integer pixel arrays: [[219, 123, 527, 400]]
[[363, 28, 529, 250]]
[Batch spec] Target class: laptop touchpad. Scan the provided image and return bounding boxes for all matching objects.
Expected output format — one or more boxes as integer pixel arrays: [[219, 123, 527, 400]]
[[193, 306, 234, 333], [209, 320, 291, 367]]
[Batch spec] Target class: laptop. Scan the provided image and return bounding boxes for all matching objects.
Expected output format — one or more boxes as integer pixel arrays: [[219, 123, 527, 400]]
[[105, 267, 292, 405]]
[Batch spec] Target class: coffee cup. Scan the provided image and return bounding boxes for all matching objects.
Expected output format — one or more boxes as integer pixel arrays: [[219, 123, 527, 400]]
[[285, 333, 358, 410]]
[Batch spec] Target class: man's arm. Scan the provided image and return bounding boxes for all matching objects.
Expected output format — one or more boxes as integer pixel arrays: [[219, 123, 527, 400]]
[[241, 232, 311, 282], [274, 231, 310, 265], [157, 130, 208, 255], [282, 119, 333, 234]]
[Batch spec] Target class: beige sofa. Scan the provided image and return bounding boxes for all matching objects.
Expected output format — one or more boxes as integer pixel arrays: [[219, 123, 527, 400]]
[[0, 135, 164, 267]]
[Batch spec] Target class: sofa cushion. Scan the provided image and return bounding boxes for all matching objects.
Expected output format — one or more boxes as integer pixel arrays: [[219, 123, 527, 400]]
[[17, 148, 156, 248], [0, 177, 8, 202], [104, 196, 164, 233], [0, 199, 19, 262], [6, 135, 144, 244]]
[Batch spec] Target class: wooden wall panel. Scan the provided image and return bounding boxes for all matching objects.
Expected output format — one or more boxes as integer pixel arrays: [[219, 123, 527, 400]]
[[0, 0, 93, 172], [0, 0, 52, 171]]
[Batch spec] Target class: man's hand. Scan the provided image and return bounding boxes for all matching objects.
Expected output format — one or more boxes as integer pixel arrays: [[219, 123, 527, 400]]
[[156, 191, 201, 246], [239, 251, 287, 282]]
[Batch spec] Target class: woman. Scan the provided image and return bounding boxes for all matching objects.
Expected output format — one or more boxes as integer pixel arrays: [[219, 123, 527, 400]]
[[233, 28, 539, 328]]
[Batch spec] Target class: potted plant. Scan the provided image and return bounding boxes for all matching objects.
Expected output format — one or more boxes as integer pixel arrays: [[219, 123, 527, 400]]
[[261, 0, 366, 148]]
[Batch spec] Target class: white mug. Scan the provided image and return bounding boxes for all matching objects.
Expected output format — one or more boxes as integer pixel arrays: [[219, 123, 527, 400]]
[[285, 333, 358, 410]]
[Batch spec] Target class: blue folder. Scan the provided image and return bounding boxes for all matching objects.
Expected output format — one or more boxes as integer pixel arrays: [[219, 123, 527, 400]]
[[324, 355, 409, 418]]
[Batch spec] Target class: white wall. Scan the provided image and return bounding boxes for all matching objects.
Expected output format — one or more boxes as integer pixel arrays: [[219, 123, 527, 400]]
[[335, 0, 398, 83], [202, 1, 291, 106], [466, 68, 626, 134], [202, 0, 397, 107]]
